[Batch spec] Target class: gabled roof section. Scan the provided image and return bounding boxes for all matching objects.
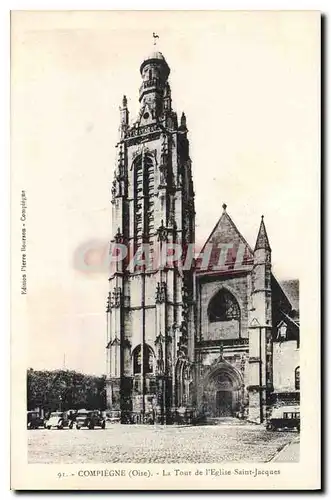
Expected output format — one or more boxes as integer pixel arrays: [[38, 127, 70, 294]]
[[196, 204, 254, 275], [255, 216, 271, 251], [271, 274, 300, 340], [280, 280, 299, 312]]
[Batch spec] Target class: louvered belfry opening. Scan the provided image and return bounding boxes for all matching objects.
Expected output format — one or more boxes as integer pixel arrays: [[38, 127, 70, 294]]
[[133, 154, 154, 268]]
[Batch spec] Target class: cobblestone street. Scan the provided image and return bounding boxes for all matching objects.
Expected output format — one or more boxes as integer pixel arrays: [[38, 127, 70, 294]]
[[28, 423, 299, 464]]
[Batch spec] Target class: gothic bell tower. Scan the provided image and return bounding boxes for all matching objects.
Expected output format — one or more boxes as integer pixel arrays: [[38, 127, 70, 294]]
[[106, 51, 196, 423], [248, 216, 273, 423]]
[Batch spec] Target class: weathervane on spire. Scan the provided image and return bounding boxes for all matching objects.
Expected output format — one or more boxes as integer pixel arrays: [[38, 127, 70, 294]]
[[153, 32, 159, 46]]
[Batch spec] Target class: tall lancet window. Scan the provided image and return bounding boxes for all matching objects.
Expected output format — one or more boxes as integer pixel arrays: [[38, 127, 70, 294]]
[[134, 154, 155, 261]]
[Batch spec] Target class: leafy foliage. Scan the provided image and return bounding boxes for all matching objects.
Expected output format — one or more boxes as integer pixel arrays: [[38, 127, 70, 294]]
[[27, 369, 106, 411]]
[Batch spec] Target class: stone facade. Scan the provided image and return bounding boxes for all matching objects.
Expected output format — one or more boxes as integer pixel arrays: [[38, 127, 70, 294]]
[[106, 51, 300, 424]]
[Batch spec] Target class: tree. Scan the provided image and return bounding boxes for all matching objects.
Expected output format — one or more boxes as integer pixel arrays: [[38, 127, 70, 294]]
[[27, 369, 107, 412]]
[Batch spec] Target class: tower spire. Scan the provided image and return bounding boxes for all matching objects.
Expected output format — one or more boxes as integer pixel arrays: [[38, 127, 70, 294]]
[[254, 215, 271, 251]]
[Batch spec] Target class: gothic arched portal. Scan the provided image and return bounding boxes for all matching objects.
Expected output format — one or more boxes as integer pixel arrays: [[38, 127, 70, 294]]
[[201, 363, 244, 418]]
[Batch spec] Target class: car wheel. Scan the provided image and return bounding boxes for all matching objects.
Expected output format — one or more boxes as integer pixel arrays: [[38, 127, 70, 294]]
[[69, 422, 73, 429], [75, 424, 80, 430]]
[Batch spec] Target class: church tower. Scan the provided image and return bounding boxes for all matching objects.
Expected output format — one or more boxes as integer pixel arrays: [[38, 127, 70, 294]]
[[106, 51, 196, 423], [248, 216, 273, 423]]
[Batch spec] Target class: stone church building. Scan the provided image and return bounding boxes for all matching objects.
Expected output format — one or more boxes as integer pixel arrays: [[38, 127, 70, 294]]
[[106, 51, 300, 424]]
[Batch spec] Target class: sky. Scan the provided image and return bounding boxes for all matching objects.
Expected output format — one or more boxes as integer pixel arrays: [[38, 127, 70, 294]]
[[11, 11, 320, 375]]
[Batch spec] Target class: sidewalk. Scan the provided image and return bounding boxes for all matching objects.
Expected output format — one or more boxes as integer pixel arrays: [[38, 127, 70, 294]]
[[270, 436, 300, 463]]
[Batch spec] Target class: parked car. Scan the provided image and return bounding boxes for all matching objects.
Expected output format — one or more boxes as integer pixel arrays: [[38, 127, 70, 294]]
[[267, 405, 300, 432], [27, 411, 44, 429], [74, 409, 106, 429], [44, 411, 69, 429], [106, 410, 121, 424]]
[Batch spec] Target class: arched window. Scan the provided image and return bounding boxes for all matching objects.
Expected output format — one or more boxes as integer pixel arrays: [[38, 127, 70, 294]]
[[208, 289, 240, 323], [295, 366, 300, 390], [134, 155, 155, 257], [132, 344, 154, 375]]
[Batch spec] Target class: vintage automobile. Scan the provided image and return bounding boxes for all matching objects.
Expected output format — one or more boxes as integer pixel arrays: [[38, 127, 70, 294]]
[[106, 410, 121, 424], [27, 411, 44, 429], [44, 411, 69, 429], [266, 405, 300, 432], [74, 409, 106, 430]]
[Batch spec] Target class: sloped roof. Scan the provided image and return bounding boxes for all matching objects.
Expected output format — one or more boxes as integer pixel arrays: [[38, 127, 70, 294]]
[[196, 205, 254, 274], [280, 280, 300, 312]]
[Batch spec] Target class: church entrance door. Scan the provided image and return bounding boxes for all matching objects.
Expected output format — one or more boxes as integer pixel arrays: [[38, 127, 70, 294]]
[[201, 362, 243, 419], [216, 390, 232, 417]]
